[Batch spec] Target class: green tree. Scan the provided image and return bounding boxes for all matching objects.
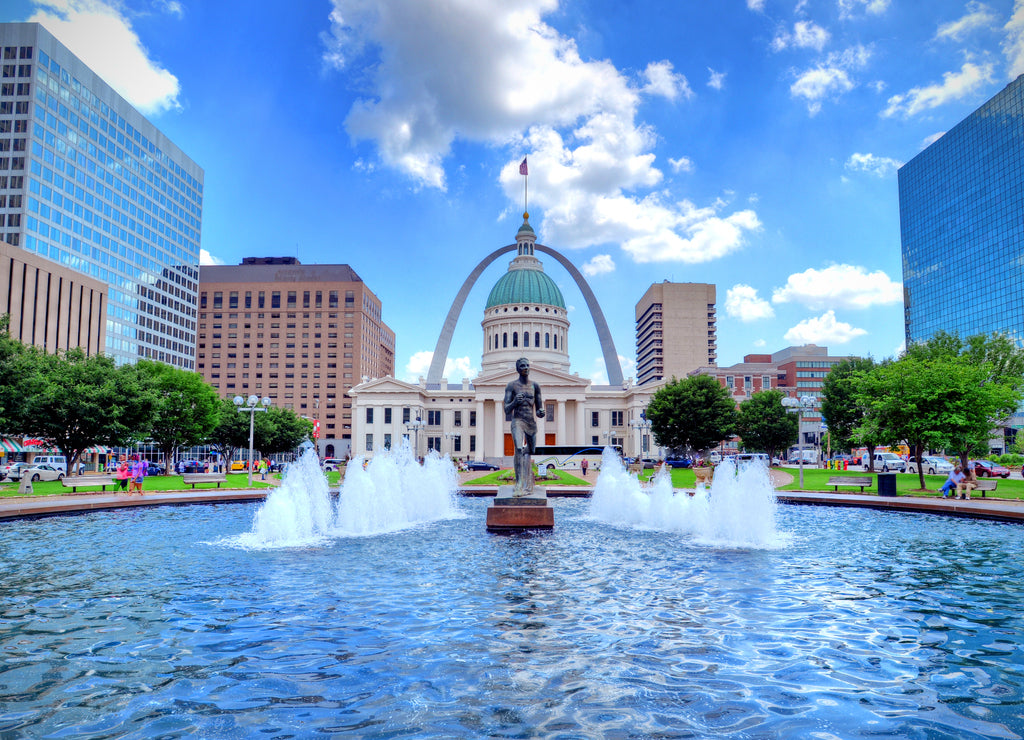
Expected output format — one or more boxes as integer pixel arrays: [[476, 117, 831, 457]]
[[138, 361, 221, 474], [207, 396, 251, 466], [15, 349, 157, 474], [735, 390, 798, 461], [820, 356, 876, 452], [646, 374, 736, 455], [0, 315, 40, 433], [254, 405, 313, 456]]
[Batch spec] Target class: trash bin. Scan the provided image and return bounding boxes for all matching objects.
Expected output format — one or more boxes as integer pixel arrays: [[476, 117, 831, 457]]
[[877, 472, 897, 497]]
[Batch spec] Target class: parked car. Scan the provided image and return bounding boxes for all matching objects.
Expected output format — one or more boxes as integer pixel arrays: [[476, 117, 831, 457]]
[[873, 452, 907, 472], [465, 460, 499, 471], [145, 463, 165, 476], [322, 458, 346, 472], [972, 459, 1011, 478], [23, 463, 65, 482], [177, 459, 205, 474], [907, 456, 954, 476], [5, 462, 35, 481], [736, 453, 773, 466], [663, 458, 693, 468]]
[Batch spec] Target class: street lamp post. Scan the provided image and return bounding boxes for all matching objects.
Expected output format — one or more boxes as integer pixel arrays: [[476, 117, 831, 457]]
[[234, 394, 271, 487], [630, 416, 652, 462], [444, 431, 459, 459], [782, 394, 818, 489], [406, 416, 425, 460]]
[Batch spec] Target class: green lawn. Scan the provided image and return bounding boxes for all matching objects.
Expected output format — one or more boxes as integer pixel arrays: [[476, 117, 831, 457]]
[[464, 468, 591, 486], [0, 472, 277, 498], [774, 468, 1024, 499]]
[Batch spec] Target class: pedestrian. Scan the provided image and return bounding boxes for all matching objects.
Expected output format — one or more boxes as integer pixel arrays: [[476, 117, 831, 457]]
[[958, 461, 978, 500], [115, 455, 130, 493], [581, 458, 588, 476], [259, 458, 268, 481], [129, 455, 147, 496], [940, 465, 963, 498]]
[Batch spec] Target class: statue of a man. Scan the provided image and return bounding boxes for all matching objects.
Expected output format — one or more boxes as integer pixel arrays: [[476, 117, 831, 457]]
[[503, 357, 545, 496]]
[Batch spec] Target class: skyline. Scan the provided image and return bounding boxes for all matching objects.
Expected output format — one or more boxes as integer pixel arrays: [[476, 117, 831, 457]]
[[3, 0, 1022, 384]]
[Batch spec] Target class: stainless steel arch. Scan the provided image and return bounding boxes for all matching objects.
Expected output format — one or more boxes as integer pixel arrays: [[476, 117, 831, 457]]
[[426, 244, 624, 386]]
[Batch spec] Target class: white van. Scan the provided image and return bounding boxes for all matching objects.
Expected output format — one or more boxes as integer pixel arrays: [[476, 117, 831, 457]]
[[31, 454, 67, 469]]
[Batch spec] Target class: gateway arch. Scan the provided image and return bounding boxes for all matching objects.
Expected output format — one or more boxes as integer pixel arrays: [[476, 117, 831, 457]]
[[426, 244, 624, 387]]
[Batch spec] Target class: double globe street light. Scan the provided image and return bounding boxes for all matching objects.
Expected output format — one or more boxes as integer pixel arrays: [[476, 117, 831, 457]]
[[234, 394, 271, 487], [782, 394, 818, 489]]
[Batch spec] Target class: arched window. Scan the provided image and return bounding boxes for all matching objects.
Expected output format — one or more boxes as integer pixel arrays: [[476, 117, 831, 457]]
[[503, 332, 508, 348], [524, 332, 530, 347], [545, 332, 550, 348], [535, 332, 540, 347], [325, 444, 335, 457], [513, 332, 519, 347], [554, 334, 557, 349]]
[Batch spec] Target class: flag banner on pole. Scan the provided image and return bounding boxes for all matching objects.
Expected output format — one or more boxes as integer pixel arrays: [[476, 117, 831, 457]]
[[519, 157, 528, 176]]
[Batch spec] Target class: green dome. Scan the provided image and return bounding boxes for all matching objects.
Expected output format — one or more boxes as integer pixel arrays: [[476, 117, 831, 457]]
[[486, 268, 565, 309]]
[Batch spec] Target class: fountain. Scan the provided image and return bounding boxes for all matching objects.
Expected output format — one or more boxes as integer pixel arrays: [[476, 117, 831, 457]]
[[0, 447, 1023, 737]]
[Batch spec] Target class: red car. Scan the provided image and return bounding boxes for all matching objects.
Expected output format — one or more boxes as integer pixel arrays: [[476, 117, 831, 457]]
[[971, 460, 1011, 478]]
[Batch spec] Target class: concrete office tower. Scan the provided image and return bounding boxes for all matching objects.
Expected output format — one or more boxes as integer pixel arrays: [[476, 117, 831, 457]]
[[0, 239, 106, 354], [197, 258, 396, 459], [899, 75, 1024, 347], [635, 281, 717, 384], [0, 23, 204, 368]]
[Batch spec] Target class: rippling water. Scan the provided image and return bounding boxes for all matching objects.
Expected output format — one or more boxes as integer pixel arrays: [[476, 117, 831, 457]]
[[1, 501, 1023, 738]]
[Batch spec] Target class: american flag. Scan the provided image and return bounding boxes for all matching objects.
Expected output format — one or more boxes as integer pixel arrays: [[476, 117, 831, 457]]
[[519, 157, 528, 176]]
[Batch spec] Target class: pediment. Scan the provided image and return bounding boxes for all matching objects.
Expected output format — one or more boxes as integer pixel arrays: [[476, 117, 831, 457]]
[[349, 376, 422, 396], [472, 365, 590, 392]]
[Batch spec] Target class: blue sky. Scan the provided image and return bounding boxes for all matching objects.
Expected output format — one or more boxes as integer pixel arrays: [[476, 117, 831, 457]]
[[4, 0, 1022, 384]]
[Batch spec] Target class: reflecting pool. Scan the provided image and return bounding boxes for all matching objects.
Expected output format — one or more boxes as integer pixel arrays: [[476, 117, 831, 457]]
[[1, 499, 1023, 738]]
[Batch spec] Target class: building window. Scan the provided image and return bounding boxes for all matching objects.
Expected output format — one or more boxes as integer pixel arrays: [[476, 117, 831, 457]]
[[366, 408, 373, 423], [592, 436, 599, 445], [611, 411, 624, 427], [384, 433, 392, 450], [512, 332, 518, 347], [726, 375, 734, 389], [427, 409, 441, 425], [470, 411, 477, 427], [523, 332, 529, 347], [271, 292, 281, 309], [762, 375, 771, 389], [470, 435, 476, 452], [452, 436, 462, 452], [454, 410, 462, 427], [503, 333, 508, 348], [403, 407, 411, 424], [591, 411, 600, 427], [384, 407, 392, 424], [365, 434, 373, 451]]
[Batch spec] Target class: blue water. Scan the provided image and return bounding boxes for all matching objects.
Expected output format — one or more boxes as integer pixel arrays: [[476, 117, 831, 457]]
[[1, 499, 1023, 739]]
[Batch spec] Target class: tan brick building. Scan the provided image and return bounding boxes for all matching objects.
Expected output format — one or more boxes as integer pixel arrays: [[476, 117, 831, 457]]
[[197, 258, 395, 458], [0, 239, 106, 355], [635, 281, 717, 384]]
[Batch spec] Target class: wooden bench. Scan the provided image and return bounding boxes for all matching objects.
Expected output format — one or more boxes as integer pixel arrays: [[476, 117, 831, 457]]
[[827, 475, 873, 492], [959, 478, 998, 498], [61, 475, 117, 493], [182, 473, 229, 489]]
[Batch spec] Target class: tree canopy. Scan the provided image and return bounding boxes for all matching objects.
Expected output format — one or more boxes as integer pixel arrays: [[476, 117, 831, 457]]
[[139, 361, 222, 473], [819, 356, 876, 452], [646, 375, 736, 454]]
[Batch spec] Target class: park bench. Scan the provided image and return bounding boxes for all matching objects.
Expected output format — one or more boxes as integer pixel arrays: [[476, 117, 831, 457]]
[[827, 475, 873, 493], [963, 478, 998, 498], [182, 472, 229, 489], [61, 475, 117, 493]]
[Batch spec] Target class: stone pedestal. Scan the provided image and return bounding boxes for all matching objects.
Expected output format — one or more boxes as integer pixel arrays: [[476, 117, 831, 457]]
[[486, 486, 554, 531]]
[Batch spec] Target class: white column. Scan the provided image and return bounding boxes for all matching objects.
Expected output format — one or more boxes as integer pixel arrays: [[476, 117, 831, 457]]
[[557, 400, 566, 443], [575, 401, 586, 445], [493, 399, 504, 458], [475, 400, 485, 460]]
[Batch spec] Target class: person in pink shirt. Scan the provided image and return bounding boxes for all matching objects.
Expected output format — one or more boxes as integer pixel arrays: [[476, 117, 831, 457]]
[[129, 456, 147, 496], [115, 455, 130, 493]]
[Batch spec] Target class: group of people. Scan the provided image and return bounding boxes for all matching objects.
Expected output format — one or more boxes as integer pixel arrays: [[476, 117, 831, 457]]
[[114, 455, 148, 495], [940, 462, 978, 500]]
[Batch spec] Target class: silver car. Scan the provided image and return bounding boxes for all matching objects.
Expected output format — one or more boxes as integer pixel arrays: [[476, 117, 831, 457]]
[[873, 452, 907, 472], [21, 464, 66, 482], [908, 456, 953, 475]]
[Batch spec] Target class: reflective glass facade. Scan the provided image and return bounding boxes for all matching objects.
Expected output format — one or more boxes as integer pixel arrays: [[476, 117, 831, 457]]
[[0, 23, 203, 368], [899, 75, 1024, 347]]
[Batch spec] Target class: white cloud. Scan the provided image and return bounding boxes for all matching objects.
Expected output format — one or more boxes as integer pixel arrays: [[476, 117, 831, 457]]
[[922, 131, 945, 147], [403, 350, 478, 383], [784, 310, 867, 344], [29, 0, 181, 116], [725, 284, 775, 322], [155, 0, 184, 19], [772, 21, 831, 52], [882, 61, 994, 118], [789, 46, 869, 114], [641, 60, 693, 101], [837, 0, 890, 20], [199, 249, 224, 266], [772, 264, 903, 310], [581, 254, 615, 276], [845, 152, 903, 177], [1004, 0, 1024, 77], [588, 354, 636, 386], [937, 2, 997, 41], [707, 67, 726, 90], [668, 156, 694, 173], [747, 0, 766, 10], [326, 0, 758, 262]]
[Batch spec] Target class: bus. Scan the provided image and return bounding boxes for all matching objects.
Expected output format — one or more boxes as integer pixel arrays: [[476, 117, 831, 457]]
[[533, 445, 622, 472]]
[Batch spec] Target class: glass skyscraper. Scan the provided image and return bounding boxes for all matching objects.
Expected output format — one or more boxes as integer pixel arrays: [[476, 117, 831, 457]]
[[0, 22, 203, 368], [899, 74, 1024, 347]]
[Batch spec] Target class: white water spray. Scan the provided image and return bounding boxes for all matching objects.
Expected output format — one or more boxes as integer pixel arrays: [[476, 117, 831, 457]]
[[589, 449, 785, 548]]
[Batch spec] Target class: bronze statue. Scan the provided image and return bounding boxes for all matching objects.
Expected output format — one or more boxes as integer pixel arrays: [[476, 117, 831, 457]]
[[503, 357, 545, 496]]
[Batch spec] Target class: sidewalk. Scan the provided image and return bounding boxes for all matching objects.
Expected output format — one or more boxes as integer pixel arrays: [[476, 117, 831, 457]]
[[0, 488, 269, 521]]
